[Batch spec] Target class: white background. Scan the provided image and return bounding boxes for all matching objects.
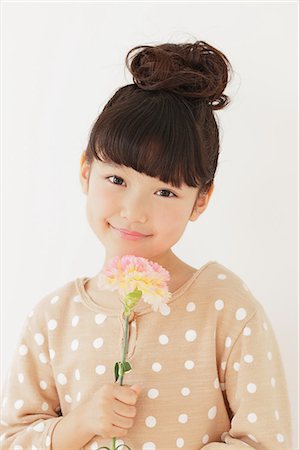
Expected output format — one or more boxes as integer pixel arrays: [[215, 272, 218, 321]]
[[1, 1, 298, 447]]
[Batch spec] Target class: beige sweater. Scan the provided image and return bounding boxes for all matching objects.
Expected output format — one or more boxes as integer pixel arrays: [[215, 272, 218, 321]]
[[0, 261, 293, 449]]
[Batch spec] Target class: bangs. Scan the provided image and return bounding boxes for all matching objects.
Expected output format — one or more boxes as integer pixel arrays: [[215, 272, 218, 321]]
[[87, 87, 212, 189]]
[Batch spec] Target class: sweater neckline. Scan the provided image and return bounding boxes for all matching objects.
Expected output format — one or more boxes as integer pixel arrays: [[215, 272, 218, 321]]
[[75, 260, 216, 316]]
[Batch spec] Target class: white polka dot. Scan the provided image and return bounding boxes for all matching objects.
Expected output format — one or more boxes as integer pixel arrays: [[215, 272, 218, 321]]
[[208, 406, 217, 420], [76, 392, 81, 402], [276, 434, 284, 443], [90, 443, 99, 450], [217, 273, 227, 280], [73, 295, 82, 303], [71, 339, 79, 351], [158, 334, 169, 345], [152, 362, 162, 372], [34, 333, 45, 346], [202, 434, 209, 444], [14, 399, 24, 410], [72, 315, 79, 327], [142, 443, 156, 450], [215, 299, 224, 311], [148, 389, 159, 399], [95, 365, 106, 375], [39, 352, 48, 364], [57, 373, 67, 385], [181, 387, 190, 396], [225, 336, 232, 348], [263, 322, 268, 331], [159, 303, 171, 316], [236, 308, 247, 321], [32, 422, 45, 432], [49, 349, 55, 360], [243, 326, 251, 336], [267, 351, 272, 360], [47, 319, 57, 331], [247, 413, 257, 423], [275, 410, 280, 420], [221, 361, 227, 371], [233, 362, 240, 372], [185, 329, 197, 342], [145, 416, 156, 428], [93, 337, 104, 349], [19, 345, 28, 356], [178, 413, 188, 423], [186, 302, 196, 312], [75, 369, 80, 381], [95, 313, 107, 325], [247, 434, 258, 443], [41, 402, 49, 411], [40, 380, 47, 390], [18, 373, 24, 383], [221, 432, 229, 443], [45, 435, 51, 447], [176, 437, 184, 448], [64, 395, 72, 403], [247, 383, 257, 393], [214, 378, 220, 389], [244, 354, 254, 363], [184, 360, 194, 370], [50, 295, 59, 304], [271, 377, 276, 387]]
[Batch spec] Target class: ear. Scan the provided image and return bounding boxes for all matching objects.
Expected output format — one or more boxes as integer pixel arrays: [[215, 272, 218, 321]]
[[189, 184, 214, 221], [79, 151, 92, 194]]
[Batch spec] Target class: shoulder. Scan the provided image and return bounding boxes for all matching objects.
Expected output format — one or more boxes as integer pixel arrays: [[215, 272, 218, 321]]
[[192, 260, 266, 325], [25, 278, 84, 332]]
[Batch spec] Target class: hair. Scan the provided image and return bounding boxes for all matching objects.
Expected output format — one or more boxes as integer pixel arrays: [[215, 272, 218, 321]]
[[85, 40, 233, 197]]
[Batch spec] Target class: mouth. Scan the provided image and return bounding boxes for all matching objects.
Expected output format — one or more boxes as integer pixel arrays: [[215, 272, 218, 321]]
[[109, 224, 151, 241]]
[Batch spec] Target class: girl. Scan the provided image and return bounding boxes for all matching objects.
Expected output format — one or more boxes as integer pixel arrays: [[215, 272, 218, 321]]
[[0, 40, 293, 450]]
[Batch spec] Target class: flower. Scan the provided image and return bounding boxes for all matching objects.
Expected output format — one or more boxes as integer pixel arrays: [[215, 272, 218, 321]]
[[97, 254, 172, 315]]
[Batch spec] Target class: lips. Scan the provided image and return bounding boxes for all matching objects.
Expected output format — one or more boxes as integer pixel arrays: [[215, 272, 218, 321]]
[[110, 224, 149, 237]]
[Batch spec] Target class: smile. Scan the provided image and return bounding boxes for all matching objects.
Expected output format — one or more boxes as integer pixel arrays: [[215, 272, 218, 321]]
[[109, 224, 151, 241]]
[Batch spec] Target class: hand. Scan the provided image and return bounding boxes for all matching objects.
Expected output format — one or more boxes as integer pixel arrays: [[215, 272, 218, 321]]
[[81, 383, 142, 439]]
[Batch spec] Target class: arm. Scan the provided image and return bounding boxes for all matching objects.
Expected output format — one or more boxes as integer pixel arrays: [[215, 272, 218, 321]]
[[0, 317, 86, 450], [202, 307, 293, 449]]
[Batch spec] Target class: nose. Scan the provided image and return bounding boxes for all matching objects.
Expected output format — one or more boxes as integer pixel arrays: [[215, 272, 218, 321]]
[[119, 192, 148, 223]]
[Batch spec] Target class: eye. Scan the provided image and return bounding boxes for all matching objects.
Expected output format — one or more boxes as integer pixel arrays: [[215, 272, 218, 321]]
[[106, 176, 176, 198], [156, 189, 176, 198], [107, 175, 125, 186]]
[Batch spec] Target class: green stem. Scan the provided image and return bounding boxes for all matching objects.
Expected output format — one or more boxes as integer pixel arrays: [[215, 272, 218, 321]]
[[120, 314, 130, 386], [111, 314, 130, 450]]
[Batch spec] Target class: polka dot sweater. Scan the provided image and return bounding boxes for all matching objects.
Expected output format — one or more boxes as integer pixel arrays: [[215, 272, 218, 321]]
[[0, 261, 293, 449]]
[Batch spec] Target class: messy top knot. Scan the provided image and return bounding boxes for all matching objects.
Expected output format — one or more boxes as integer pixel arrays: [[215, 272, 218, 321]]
[[125, 41, 231, 110], [85, 39, 233, 199]]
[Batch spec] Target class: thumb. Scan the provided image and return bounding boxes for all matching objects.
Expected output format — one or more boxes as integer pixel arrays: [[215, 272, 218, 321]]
[[130, 384, 143, 396]]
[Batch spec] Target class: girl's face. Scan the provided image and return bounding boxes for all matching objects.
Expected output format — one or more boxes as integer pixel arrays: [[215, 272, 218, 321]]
[[80, 155, 213, 267]]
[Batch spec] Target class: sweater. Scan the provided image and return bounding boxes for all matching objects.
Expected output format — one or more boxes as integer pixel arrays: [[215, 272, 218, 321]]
[[0, 260, 293, 450]]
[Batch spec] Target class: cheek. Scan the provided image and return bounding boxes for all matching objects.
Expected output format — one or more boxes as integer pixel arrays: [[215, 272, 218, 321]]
[[156, 204, 190, 231]]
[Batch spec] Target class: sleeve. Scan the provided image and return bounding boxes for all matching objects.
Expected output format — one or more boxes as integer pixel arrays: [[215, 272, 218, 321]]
[[202, 307, 293, 450], [0, 316, 63, 449]]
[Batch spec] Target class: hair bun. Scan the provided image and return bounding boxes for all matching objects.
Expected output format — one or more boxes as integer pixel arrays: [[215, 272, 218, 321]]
[[125, 40, 232, 110]]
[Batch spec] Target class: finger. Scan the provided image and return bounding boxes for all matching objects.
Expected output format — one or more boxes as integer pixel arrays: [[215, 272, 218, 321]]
[[112, 411, 134, 429], [112, 398, 136, 418], [113, 384, 139, 405]]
